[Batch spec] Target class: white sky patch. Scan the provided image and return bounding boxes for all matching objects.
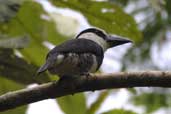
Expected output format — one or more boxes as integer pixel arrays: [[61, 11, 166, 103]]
[[124, 0, 151, 30], [166, 30, 171, 40], [124, 0, 148, 14], [101, 57, 121, 73], [134, 12, 147, 24], [124, 2, 135, 14], [86, 91, 102, 107], [98, 89, 129, 111], [151, 37, 171, 70], [101, 43, 133, 73], [26, 99, 64, 114]]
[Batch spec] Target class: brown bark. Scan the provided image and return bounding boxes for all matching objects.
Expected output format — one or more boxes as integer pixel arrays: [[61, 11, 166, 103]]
[[0, 71, 171, 112]]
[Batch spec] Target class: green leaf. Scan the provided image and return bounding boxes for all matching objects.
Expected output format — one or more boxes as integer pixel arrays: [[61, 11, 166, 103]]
[[1, 106, 27, 114], [101, 109, 137, 114], [0, 36, 29, 49], [57, 93, 86, 114], [0, 49, 50, 85], [51, 0, 142, 43]]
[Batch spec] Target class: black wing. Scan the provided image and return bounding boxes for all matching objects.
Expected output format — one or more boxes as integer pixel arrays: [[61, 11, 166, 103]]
[[48, 39, 103, 56]]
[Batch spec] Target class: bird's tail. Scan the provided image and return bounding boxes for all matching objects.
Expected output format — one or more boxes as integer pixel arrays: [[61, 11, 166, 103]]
[[36, 62, 50, 75]]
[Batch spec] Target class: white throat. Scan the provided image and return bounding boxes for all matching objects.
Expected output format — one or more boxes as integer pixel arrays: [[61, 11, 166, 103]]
[[77, 33, 109, 51]]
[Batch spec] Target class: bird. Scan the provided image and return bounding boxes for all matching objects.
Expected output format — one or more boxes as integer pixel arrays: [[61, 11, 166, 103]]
[[37, 28, 132, 78]]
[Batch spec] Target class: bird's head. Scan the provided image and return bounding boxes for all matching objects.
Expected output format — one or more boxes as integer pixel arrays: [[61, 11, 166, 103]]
[[76, 28, 132, 51]]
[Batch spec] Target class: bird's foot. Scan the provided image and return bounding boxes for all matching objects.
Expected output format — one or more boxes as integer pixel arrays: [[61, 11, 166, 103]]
[[82, 73, 97, 92], [57, 75, 78, 95], [81, 72, 92, 78]]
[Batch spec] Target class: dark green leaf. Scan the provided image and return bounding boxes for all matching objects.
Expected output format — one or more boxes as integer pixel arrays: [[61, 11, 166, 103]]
[[0, 49, 50, 85], [1, 106, 27, 114], [165, 0, 171, 24], [108, 0, 129, 7], [0, 75, 23, 95], [0, 36, 29, 48]]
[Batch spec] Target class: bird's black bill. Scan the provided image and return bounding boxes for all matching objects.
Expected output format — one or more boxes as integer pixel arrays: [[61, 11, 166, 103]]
[[106, 35, 133, 47]]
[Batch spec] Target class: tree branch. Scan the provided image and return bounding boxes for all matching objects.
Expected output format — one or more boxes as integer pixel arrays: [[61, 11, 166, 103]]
[[1, 71, 171, 112]]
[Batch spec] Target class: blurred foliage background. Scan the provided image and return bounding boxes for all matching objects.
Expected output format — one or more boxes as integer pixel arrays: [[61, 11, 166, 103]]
[[0, 0, 171, 114]]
